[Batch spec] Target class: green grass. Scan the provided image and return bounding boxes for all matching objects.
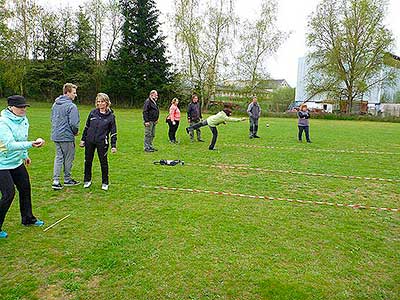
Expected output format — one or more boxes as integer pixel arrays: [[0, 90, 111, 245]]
[[0, 101, 399, 300]]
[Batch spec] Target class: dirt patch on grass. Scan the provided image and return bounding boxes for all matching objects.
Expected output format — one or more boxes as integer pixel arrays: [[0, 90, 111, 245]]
[[36, 284, 73, 300]]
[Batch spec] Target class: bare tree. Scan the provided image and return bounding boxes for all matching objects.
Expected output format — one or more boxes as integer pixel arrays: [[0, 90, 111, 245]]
[[174, 0, 236, 106], [235, 0, 289, 92]]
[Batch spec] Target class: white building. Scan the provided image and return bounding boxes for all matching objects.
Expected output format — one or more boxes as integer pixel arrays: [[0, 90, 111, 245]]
[[295, 56, 400, 113]]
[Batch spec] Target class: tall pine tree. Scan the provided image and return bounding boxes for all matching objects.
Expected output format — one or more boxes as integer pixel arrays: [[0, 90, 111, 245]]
[[107, 0, 171, 105]]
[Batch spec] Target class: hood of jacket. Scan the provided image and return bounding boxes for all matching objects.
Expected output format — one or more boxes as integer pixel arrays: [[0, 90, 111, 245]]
[[1, 108, 27, 125], [54, 95, 73, 105]]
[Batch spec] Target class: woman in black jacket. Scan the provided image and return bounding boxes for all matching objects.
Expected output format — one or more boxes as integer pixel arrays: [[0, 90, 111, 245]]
[[80, 93, 117, 191]]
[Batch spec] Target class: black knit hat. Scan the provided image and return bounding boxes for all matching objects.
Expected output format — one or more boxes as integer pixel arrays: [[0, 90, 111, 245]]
[[223, 108, 232, 116], [7, 95, 30, 107]]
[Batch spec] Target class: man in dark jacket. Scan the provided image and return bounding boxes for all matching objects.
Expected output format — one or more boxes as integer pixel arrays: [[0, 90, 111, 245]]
[[143, 90, 159, 152], [51, 83, 80, 190], [247, 96, 262, 138], [187, 94, 204, 142]]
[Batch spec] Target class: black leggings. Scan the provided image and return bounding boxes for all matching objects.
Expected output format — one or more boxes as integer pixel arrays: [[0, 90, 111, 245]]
[[189, 120, 218, 149], [298, 126, 310, 142], [0, 164, 37, 230], [166, 119, 179, 142], [84, 142, 109, 184]]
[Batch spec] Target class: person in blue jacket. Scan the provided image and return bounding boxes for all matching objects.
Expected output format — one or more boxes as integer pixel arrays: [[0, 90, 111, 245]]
[[79, 93, 117, 191], [51, 83, 80, 190], [0, 95, 46, 239]]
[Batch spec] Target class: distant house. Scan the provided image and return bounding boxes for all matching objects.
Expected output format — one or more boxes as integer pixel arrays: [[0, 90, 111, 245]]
[[294, 56, 400, 114], [216, 79, 291, 99]]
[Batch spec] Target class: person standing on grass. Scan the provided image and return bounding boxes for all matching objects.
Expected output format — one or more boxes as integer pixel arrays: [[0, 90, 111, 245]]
[[186, 108, 246, 150], [166, 98, 181, 143], [297, 104, 312, 143], [247, 96, 262, 139], [187, 94, 204, 142], [79, 93, 117, 191], [143, 90, 160, 152], [0, 95, 46, 239], [51, 83, 80, 190]]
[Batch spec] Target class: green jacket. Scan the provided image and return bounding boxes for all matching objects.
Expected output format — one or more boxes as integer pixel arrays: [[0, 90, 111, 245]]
[[207, 111, 241, 127]]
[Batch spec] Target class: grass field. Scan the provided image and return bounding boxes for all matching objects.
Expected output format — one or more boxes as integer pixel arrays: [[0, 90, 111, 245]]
[[0, 101, 399, 300]]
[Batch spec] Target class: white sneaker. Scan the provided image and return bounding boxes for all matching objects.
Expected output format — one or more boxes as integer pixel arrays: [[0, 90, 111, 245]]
[[101, 184, 109, 191], [83, 181, 91, 188]]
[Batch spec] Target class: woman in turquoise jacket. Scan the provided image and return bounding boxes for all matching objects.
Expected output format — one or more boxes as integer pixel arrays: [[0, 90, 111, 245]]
[[186, 108, 246, 150], [0, 95, 46, 239]]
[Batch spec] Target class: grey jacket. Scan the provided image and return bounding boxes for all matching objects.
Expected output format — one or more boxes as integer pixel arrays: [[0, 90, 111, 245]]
[[51, 95, 80, 142], [297, 111, 310, 126], [247, 102, 262, 119]]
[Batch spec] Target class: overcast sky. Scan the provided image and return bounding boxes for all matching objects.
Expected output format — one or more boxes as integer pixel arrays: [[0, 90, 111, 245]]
[[37, 0, 400, 88]]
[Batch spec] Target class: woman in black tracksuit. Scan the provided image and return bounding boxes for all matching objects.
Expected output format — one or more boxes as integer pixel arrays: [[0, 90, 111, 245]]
[[80, 93, 117, 191]]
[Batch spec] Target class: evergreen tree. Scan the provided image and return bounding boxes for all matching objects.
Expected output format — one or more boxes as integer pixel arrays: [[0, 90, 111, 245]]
[[107, 0, 171, 105], [66, 8, 96, 102]]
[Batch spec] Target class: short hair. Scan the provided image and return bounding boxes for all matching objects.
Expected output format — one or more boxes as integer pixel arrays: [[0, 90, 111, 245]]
[[300, 104, 307, 109], [96, 93, 111, 108], [149, 90, 157, 96], [63, 83, 77, 94], [191, 94, 198, 100], [171, 98, 179, 104], [223, 108, 232, 116]]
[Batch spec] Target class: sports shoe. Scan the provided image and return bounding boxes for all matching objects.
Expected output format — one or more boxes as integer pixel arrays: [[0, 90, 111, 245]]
[[254, 135, 260, 138], [0, 230, 8, 238], [64, 179, 80, 186], [102, 184, 109, 191], [23, 219, 44, 227], [83, 181, 92, 188], [198, 139, 205, 142], [33, 219, 44, 226], [145, 148, 154, 152], [52, 182, 63, 190]]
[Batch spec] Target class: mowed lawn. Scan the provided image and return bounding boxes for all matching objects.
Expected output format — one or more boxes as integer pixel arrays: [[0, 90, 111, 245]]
[[0, 101, 399, 300]]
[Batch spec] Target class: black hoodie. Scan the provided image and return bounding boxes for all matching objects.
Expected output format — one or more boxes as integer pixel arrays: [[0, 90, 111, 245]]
[[81, 108, 117, 147]]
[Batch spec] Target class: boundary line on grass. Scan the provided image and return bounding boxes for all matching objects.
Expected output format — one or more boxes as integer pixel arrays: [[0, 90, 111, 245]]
[[142, 185, 400, 213], [230, 144, 399, 156], [188, 163, 400, 183]]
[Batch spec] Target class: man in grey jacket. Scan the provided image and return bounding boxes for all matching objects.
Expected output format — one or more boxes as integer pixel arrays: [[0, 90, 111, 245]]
[[51, 83, 80, 190], [247, 96, 262, 138]]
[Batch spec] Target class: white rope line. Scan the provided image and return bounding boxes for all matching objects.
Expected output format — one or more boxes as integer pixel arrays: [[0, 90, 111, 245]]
[[230, 144, 399, 156], [142, 185, 400, 213], [188, 163, 400, 183]]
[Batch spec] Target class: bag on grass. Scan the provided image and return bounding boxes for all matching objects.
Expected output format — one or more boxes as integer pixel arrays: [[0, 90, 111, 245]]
[[153, 159, 184, 166]]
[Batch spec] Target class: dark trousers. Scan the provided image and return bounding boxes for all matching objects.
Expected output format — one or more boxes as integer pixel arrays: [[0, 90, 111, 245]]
[[249, 117, 259, 137], [190, 119, 208, 130], [188, 120, 218, 149], [84, 142, 109, 185], [209, 126, 218, 150], [0, 164, 37, 230], [298, 125, 310, 142], [167, 119, 179, 142]]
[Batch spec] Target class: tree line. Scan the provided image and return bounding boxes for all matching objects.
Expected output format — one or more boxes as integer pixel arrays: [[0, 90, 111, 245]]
[[0, 0, 397, 112], [0, 0, 290, 107]]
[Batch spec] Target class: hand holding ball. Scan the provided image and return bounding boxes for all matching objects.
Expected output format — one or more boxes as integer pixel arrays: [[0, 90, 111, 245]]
[[32, 138, 45, 147]]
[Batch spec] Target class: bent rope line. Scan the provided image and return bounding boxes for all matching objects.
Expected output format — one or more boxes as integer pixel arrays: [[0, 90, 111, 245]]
[[43, 214, 71, 232], [142, 185, 400, 213], [189, 163, 400, 183], [231, 144, 398, 156]]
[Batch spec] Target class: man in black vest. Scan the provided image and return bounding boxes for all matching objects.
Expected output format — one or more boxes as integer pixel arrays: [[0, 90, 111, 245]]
[[143, 90, 160, 152], [187, 94, 204, 142]]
